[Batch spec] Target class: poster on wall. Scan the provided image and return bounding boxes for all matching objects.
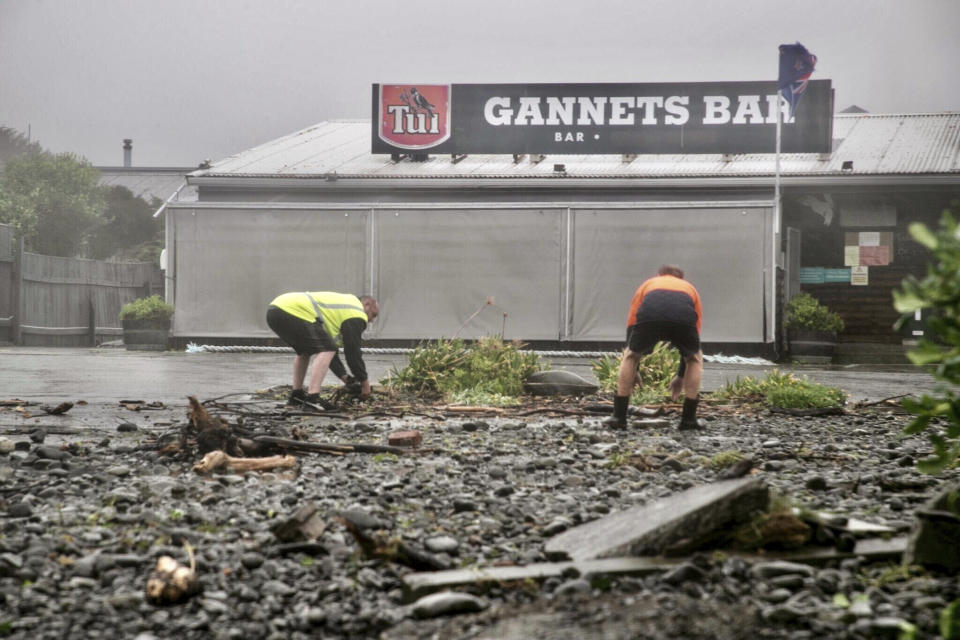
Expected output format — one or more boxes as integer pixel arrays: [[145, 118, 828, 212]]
[[844, 231, 893, 267], [851, 266, 869, 285]]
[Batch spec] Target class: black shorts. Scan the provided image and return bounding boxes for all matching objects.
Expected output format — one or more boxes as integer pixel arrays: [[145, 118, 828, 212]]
[[266, 306, 337, 355], [627, 321, 700, 358]]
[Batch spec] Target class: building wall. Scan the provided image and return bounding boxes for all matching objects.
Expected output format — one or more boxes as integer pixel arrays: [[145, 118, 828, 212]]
[[167, 200, 774, 344], [783, 188, 956, 343]]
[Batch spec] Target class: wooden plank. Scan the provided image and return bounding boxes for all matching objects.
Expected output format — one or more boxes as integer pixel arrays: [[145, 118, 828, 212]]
[[402, 538, 906, 602]]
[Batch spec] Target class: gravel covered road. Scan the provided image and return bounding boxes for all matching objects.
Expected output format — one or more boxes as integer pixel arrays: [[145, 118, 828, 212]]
[[0, 347, 957, 639]]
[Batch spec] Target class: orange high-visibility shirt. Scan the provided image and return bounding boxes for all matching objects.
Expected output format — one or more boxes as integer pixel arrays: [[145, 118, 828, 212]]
[[626, 275, 702, 333]]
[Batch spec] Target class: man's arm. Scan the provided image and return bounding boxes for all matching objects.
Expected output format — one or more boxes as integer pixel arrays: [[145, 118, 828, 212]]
[[340, 317, 368, 383]]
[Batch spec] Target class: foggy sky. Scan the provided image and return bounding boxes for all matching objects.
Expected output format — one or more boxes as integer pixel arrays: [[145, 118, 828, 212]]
[[1, 0, 958, 167]]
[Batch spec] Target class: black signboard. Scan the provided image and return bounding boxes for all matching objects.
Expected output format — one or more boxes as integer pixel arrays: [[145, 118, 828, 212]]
[[372, 81, 832, 155]]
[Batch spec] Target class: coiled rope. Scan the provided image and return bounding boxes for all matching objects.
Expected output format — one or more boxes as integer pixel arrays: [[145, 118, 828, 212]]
[[184, 343, 771, 364]]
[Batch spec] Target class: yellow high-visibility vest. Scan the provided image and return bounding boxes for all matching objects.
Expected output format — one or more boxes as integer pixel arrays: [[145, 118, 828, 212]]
[[270, 291, 366, 339]]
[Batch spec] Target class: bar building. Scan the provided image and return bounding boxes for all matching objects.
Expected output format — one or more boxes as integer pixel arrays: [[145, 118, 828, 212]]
[[161, 83, 960, 358]]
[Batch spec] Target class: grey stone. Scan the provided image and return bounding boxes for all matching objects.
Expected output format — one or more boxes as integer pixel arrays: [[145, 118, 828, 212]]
[[425, 536, 459, 554], [271, 502, 326, 542], [661, 562, 706, 586], [6, 502, 33, 518], [523, 370, 598, 396], [545, 477, 769, 561], [750, 561, 815, 580], [0, 437, 13, 454], [904, 482, 960, 572], [411, 591, 488, 618], [34, 445, 70, 460], [554, 579, 591, 595]]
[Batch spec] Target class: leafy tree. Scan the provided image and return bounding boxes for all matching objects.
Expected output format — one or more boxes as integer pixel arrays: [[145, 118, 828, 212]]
[[893, 203, 960, 473], [88, 185, 163, 261], [0, 151, 105, 256], [0, 126, 42, 168]]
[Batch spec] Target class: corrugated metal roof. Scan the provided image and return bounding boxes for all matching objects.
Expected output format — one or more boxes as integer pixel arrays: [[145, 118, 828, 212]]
[[98, 168, 197, 202], [193, 113, 960, 181]]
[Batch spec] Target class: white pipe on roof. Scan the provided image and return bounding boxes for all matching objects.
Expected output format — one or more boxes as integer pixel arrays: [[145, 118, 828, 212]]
[[152, 180, 188, 218]]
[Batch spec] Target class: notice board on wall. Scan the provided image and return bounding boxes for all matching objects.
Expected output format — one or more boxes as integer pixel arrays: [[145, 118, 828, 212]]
[[844, 231, 893, 267]]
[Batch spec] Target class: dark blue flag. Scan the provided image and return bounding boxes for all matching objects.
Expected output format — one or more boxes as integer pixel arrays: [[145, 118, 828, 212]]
[[778, 42, 817, 117]]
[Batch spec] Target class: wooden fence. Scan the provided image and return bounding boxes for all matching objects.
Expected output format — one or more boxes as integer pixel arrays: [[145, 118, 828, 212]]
[[0, 224, 163, 346]]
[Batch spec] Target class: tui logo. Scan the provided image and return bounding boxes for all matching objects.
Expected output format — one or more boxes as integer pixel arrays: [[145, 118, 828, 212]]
[[378, 84, 451, 149]]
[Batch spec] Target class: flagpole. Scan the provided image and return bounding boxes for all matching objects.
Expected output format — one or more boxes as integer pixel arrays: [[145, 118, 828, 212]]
[[773, 89, 782, 351]]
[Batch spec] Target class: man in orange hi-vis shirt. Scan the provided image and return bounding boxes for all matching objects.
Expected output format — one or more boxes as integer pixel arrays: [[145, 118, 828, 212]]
[[602, 264, 704, 430]]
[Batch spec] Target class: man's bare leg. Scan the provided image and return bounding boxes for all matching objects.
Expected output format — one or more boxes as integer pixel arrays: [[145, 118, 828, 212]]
[[307, 351, 336, 395]]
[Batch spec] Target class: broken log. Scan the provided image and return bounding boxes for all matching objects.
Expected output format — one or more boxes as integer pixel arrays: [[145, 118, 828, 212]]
[[252, 435, 414, 456], [769, 406, 845, 417], [188, 396, 238, 454], [443, 406, 504, 414], [251, 435, 353, 454], [339, 513, 448, 571], [40, 401, 74, 415], [192, 450, 298, 474]]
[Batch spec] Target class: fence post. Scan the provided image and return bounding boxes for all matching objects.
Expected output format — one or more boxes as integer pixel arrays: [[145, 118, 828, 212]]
[[87, 294, 96, 347], [10, 236, 22, 345]]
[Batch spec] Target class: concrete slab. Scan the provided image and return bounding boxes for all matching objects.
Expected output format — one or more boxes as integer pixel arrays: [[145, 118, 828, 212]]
[[544, 477, 769, 561]]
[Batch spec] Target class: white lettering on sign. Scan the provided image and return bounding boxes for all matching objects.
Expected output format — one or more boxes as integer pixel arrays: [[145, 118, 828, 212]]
[[554, 131, 585, 142], [480, 93, 791, 127], [635, 96, 664, 124], [514, 97, 545, 125], [732, 95, 764, 124], [664, 96, 689, 125], [703, 96, 731, 124], [576, 97, 608, 125], [609, 97, 635, 125], [545, 97, 576, 125], [484, 97, 513, 126], [386, 105, 440, 134]]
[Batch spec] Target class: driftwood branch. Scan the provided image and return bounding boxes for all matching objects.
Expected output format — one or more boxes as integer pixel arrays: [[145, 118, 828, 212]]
[[769, 406, 846, 416], [193, 450, 298, 474], [854, 394, 912, 408]]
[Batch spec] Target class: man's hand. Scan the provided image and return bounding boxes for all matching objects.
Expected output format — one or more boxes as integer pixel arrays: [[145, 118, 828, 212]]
[[669, 375, 684, 402]]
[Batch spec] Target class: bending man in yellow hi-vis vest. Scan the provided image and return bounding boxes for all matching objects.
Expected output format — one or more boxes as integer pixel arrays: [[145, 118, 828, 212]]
[[266, 291, 379, 408]]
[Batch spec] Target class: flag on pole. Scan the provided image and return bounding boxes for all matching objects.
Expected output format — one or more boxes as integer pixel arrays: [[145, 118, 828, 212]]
[[778, 42, 817, 117]]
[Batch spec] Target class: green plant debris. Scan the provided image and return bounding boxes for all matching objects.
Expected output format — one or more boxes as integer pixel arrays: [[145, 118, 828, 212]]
[[941, 599, 960, 640], [385, 337, 544, 400], [591, 342, 681, 404], [895, 205, 960, 474], [730, 505, 811, 551], [448, 388, 522, 407], [711, 369, 846, 409], [708, 450, 745, 469]]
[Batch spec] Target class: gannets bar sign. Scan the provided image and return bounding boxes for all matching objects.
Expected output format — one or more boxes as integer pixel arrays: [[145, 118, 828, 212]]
[[372, 81, 832, 155]]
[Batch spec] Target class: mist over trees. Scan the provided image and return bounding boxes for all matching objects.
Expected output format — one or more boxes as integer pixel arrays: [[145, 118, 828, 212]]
[[0, 127, 162, 260]]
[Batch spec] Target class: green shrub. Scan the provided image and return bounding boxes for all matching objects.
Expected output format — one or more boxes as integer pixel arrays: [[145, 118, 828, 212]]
[[894, 205, 960, 473], [591, 342, 681, 404], [385, 337, 544, 398], [713, 369, 846, 409], [784, 293, 845, 332], [119, 295, 173, 323]]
